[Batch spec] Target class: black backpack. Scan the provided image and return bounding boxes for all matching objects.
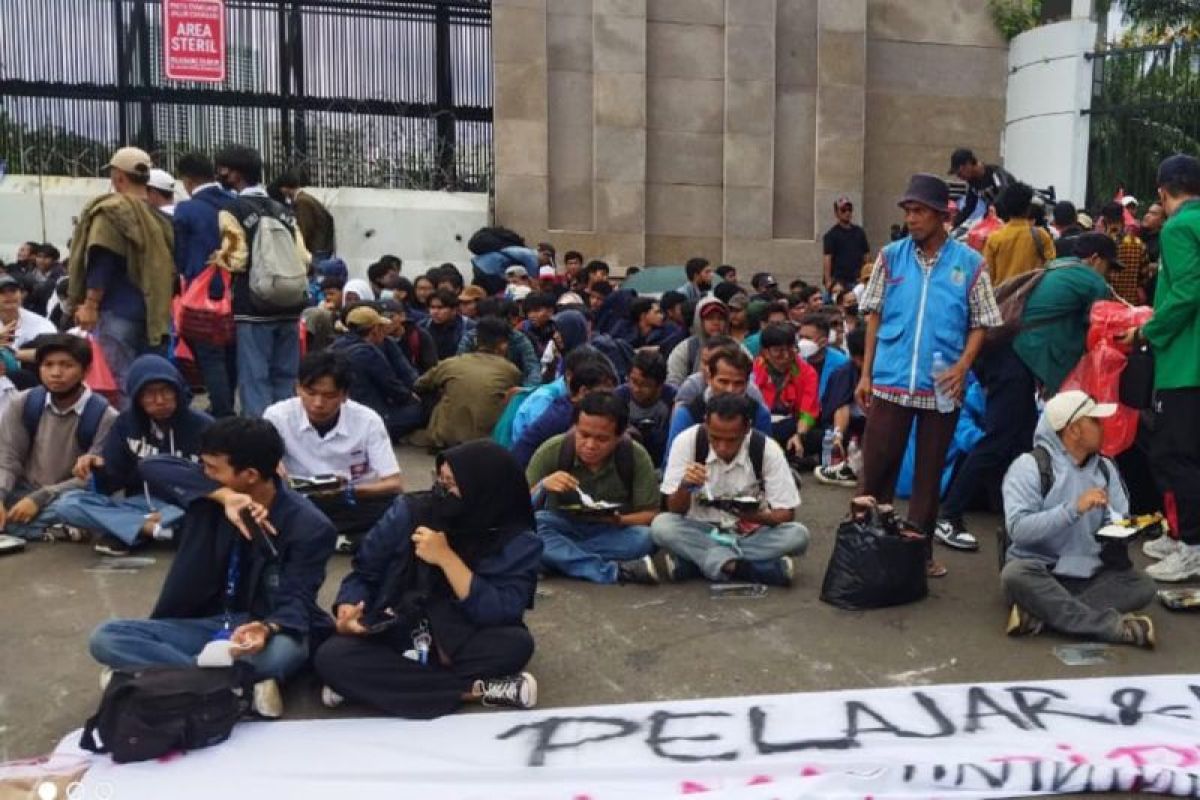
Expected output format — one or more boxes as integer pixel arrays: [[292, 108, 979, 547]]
[[693, 426, 767, 486], [80, 663, 255, 763], [22, 387, 109, 451], [556, 431, 637, 508], [996, 445, 1113, 570]]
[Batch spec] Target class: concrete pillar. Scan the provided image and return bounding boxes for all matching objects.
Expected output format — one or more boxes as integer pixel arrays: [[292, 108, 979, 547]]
[[493, 0, 549, 236], [813, 0, 866, 240]]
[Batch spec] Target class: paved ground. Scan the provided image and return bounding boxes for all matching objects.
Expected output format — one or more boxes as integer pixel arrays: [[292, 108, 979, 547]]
[[1, 445, 1194, 766]]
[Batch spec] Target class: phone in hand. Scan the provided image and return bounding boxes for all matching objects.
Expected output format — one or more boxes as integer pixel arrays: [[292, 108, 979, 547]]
[[239, 507, 279, 558], [360, 609, 400, 635]]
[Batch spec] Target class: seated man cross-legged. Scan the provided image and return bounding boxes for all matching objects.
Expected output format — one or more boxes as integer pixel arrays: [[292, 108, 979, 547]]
[[653, 392, 809, 587], [527, 391, 661, 585], [1001, 391, 1157, 648], [89, 418, 337, 717], [265, 351, 404, 554]]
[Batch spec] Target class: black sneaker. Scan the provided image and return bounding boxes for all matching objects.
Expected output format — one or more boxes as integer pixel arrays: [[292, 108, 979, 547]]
[[753, 556, 795, 588], [727, 559, 758, 583], [477, 672, 538, 709], [617, 555, 660, 585], [94, 536, 133, 557], [660, 551, 701, 582]]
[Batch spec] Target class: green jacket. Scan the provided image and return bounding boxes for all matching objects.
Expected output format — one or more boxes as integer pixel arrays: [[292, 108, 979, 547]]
[[1142, 198, 1200, 390], [1013, 257, 1111, 393]]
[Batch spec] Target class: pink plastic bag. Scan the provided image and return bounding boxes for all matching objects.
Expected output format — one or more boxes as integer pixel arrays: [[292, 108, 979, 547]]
[[1059, 340, 1137, 457], [967, 208, 1001, 253], [84, 334, 121, 406]]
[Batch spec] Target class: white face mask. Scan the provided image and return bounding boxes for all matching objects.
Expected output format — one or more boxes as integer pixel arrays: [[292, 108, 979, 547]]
[[797, 338, 820, 361], [379, 289, 395, 302]]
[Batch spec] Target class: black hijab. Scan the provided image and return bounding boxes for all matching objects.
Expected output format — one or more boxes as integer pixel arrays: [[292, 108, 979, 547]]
[[409, 439, 534, 568]]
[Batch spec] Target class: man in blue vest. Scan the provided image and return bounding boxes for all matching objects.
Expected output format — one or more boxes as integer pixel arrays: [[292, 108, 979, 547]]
[[855, 174, 1002, 578]]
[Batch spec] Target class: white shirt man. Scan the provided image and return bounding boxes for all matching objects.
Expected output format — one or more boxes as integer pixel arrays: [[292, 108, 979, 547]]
[[652, 392, 808, 587]]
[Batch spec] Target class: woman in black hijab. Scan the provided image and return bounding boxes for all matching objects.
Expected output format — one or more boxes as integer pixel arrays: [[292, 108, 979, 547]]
[[313, 440, 543, 718]]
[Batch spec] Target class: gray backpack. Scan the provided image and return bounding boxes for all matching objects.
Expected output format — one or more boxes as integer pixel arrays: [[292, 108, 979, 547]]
[[234, 197, 309, 314]]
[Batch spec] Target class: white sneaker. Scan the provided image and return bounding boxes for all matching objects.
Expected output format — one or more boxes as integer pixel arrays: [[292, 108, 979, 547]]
[[1145, 547, 1200, 583], [320, 685, 345, 709], [1143, 535, 1182, 561], [252, 679, 284, 719], [0, 534, 27, 555]]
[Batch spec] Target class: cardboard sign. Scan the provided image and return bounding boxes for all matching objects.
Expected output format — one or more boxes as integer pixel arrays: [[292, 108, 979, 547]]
[[162, 0, 226, 83]]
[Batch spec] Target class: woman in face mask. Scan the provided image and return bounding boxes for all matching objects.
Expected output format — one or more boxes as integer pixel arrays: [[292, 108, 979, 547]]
[[314, 440, 544, 718]]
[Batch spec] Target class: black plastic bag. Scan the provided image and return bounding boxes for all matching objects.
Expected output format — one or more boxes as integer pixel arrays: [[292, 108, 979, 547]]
[[1119, 343, 1155, 410], [467, 226, 525, 256], [820, 504, 928, 610]]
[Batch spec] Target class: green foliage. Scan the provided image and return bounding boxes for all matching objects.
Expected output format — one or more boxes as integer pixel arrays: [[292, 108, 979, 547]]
[[989, 0, 1044, 41], [1087, 40, 1200, 209]]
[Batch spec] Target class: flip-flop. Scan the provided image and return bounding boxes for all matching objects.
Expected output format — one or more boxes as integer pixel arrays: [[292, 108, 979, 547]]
[[926, 560, 949, 578]]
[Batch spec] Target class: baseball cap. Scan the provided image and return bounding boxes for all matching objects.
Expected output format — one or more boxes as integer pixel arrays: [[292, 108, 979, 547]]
[[345, 306, 388, 329], [834, 194, 853, 210], [699, 301, 730, 319], [726, 293, 749, 310], [1073, 232, 1122, 270], [102, 146, 152, 175], [538, 265, 557, 280], [505, 265, 529, 279], [751, 271, 777, 289], [148, 168, 175, 193], [0, 274, 21, 291], [1045, 390, 1117, 432], [948, 148, 976, 174]]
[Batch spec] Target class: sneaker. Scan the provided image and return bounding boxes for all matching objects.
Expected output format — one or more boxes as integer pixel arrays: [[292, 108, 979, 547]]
[[151, 525, 174, 544], [660, 551, 701, 583], [251, 679, 284, 719], [814, 462, 857, 488], [1005, 603, 1044, 637], [320, 685, 345, 709], [1143, 535, 1182, 561], [43, 524, 91, 543], [477, 672, 538, 709], [0, 534, 27, 556], [753, 556, 795, 588], [99, 666, 114, 691], [94, 536, 133, 557], [1145, 546, 1200, 583], [1118, 614, 1156, 649], [616, 555, 659, 585], [934, 519, 979, 552]]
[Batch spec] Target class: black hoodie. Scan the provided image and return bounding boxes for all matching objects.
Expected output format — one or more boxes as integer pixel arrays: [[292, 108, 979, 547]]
[[95, 354, 214, 496]]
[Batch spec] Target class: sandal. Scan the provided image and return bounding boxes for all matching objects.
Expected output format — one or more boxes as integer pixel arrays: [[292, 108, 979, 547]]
[[926, 560, 948, 578]]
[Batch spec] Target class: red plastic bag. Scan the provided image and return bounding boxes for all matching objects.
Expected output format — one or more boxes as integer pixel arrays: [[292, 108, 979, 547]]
[[1059, 340, 1138, 457], [1085, 300, 1153, 353], [179, 265, 235, 346], [966, 208, 1002, 252], [84, 334, 120, 405]]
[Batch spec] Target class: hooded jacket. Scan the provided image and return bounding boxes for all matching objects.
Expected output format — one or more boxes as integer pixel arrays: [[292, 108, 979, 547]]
[[1001, 414, 1127, 579], [95, 355, 214, 496], [666, 296, 728, 387]]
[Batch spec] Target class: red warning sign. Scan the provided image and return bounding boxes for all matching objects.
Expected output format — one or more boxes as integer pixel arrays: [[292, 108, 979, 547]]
[[163, 0, 226, 83]]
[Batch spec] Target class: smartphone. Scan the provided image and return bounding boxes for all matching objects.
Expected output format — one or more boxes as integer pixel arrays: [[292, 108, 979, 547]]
[[239, 507, 279, 558], [360, 609, 401, 634]]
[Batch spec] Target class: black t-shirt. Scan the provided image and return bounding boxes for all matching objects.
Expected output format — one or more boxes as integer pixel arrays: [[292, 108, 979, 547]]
[[822, 224, 870, 285]]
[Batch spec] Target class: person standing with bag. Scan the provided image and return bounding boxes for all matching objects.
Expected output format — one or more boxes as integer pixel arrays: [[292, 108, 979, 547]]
[[1120, 155, 1200, 582], [855, 174, 1002, 578], [211, 146, 311, 418]]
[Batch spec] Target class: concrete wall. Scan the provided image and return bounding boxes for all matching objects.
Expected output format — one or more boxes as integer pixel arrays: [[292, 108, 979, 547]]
[[1003, 16, 1097, 207], [0, 175, 488, 280], [494, 0, 1009, 281]]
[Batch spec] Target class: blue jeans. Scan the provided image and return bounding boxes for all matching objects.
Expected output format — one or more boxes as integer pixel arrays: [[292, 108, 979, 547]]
[[95, 313, 150, 410], [89, 614, 308, 682], [236, 320, 299, 417], [535, 510, 654, 584], [650, 513, 810, 581], [189, 338, 238, 418], [2, 484, 67, 540], [53, 490, 185, 546]]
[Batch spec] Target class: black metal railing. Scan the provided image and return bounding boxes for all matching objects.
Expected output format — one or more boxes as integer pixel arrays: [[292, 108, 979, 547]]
[[0, 0, 493, 191], [1086, 41, 1200, 210]]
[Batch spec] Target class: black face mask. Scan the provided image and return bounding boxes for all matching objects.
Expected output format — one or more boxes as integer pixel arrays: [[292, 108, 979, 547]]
[[431, 482, 466, 527]]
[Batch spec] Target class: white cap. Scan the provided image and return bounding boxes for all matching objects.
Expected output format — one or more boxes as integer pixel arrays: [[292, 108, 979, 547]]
[[1044, 390, 1118, 432], [505, 265, 529, 279], [1121, 196, 1138, 207], [148, 168, 175, 193]]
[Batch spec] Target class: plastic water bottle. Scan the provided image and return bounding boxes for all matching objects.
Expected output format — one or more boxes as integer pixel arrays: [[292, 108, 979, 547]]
[[847, 438, 863, 475], [821, 428, 837, 467], [931, 351, 956, 413]]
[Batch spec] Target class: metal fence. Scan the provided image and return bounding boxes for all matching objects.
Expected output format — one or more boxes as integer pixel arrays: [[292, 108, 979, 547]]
[[1086, 41, 1200, 210], [0, 0, 493, 191]]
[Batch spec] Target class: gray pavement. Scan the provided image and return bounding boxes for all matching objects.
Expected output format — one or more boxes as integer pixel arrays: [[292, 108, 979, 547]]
[[0, 445, 1193, 763]]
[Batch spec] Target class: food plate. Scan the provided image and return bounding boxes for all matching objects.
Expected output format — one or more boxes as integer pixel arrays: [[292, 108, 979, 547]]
[[1096, 524, 1138, 539], [1158, 588, 1200, 611]]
